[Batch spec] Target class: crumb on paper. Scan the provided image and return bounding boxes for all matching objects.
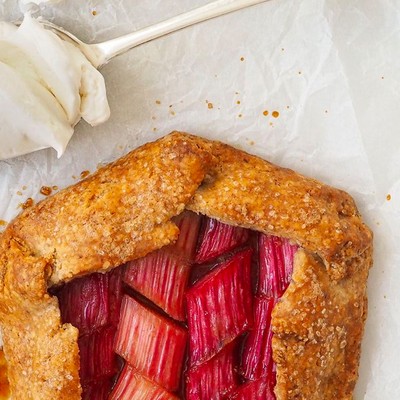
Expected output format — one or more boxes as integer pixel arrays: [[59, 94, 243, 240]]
[[153, 127, 157, 132], [237, 100, 241, 105], [263, 110, 269, 116], [325, 110, 329, 114], [22, 185, 27, 190], [170, 110, 176, 116], [206, 101, 214, 109], [238, 114, 243, 118], [152, 116, 156, 120], [381, 76, 385, 80], [91, 9, 97, 16], [0, 220, 7, 227], [298, 71, 302, 75], [386, 194, 391, 201], [240, 57, 245, 61], [52, 186, 59, 191], [16, 191, 22, 196], [286, 105, 290, 109], [272, 111, 280, 118], [80, 170, 90, 180], [40, 186, 52, 196], [155, 100, 161, 105]]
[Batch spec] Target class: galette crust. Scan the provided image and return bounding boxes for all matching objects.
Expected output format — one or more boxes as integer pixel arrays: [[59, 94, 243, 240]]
[[272, 248, 371, 399], [0, 132, 372, 400]]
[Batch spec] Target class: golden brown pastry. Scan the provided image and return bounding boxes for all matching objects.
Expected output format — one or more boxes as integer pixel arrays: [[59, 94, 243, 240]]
[[0, 132, 372, 399]]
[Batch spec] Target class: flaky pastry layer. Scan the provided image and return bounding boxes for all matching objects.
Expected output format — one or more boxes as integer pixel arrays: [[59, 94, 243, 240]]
[[0, 132, 372, 400]]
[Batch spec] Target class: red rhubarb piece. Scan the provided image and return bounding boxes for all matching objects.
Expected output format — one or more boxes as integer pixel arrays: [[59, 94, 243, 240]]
[[114, 295, 187, 392], [240, 297, 275, 380], [81, 378, 113, 400], [281, 237, 298, 283], [123, 211, 200, 321], [172, 211, 202, 261], [186, 341, 240, 400], [78, 325, 117, 383], [186, 248, 253, 365], [195, 217, 250, 263], [124, 250, 190, 321], [228, 378, 276, 400], [108, 265, 125, 327], [57, 272, 109, 335], [258, 234, 297, 298], [109, 365, 179, 400], [189, 259, 220, 285]]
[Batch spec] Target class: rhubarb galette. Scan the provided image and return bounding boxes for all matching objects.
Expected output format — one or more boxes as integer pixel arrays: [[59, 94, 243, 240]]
[[0, 132, 372, 400]]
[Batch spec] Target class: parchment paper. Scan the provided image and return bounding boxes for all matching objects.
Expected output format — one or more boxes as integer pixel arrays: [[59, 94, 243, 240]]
[[0, 1, 399, 398]]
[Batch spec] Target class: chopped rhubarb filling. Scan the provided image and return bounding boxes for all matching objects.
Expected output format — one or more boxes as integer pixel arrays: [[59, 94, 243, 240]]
[[109, 365, 179, 400], [227, 377, 276, 400], [78, 325, 118, 383], [57, 272, 110, 335], [195, 217, 250, 263], [124, 250, 190, 321], [240, 296, 275, 381], [186, 248, 253, 365], [82, 378, 114, 400], [56, 214, 298, 399], [258, 234, 298, 298], [186, 341, 240, 400], [114, 295, 187, 392]]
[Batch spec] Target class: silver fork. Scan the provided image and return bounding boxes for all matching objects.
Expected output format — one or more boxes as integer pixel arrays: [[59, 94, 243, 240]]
[[36, 0, 268, 68]]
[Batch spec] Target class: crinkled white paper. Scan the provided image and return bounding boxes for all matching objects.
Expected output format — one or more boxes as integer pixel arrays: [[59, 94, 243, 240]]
[[0, 0, 399, 398]]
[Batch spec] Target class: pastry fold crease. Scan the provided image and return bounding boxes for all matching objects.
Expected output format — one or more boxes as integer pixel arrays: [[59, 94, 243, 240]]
[[0, 132, 372, 400]]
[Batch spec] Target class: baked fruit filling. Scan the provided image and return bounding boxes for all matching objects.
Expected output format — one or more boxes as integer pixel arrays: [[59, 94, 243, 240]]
[[54, 211, 298, 400]]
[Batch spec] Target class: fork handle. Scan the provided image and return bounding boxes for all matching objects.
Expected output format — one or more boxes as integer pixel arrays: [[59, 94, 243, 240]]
[[91, 0, 269, 67]]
